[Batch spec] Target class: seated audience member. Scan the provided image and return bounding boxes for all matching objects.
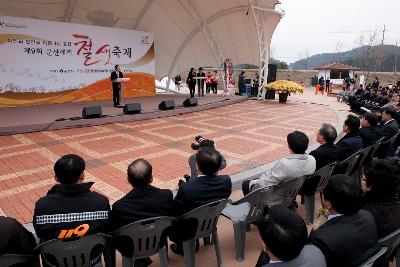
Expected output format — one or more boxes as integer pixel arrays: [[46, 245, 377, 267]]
[[185, 135, 226, 181], [309, 124, 340, 170], [380, 107, 399, 140], [336, 114, 363, 160], [242, 131, 316, 195], [170, 147, 232, 255], [0, 216, 37, 258], [111, 158, 173, 231], [256, 205, 326, 267], [300, 124, 340, 223], [359, 112, 382, 148], [111, 158, 173, 266], [33, 154, 110, 241], [309, 175, 379, 267], [361, 159, 400, 238], [377, 108, 399, 157]]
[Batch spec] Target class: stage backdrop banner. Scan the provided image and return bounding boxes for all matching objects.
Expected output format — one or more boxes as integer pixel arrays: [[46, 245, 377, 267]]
[[0, 15, 156, 107]]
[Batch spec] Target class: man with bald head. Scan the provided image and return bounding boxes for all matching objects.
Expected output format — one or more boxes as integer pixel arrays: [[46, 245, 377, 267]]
[[110, 158, 173, 231]]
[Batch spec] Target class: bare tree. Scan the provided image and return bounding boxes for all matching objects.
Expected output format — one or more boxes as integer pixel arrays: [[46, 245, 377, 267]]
[[334, 41, 343, 62], [357, 28, 385, 84]]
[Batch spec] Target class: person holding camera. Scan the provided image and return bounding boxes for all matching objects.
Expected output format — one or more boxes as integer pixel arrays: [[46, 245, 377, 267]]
[[184, 136, 227, 182]]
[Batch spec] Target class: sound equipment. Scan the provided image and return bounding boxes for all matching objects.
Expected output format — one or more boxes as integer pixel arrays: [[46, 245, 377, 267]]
[[158, 100, 176, 110], [123, 103, 141, 114], [182, 98, 198, 107], [82, 106, 102, 119], [267, 64, 277, 84]]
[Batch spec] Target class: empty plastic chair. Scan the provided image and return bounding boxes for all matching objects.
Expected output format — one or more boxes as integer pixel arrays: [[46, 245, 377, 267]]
[[113, 216, 174, 267], [176, 199, 229, 267], [378, 228, 400, 267], [358, 247, 387, 267], [302, 162, 336, 224], [35, 233, 110, 267], [0, 254, 33, 267], [222, 187, 271, 261]]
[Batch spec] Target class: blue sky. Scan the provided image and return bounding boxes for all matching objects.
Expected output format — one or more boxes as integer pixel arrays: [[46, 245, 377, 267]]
[[271, 0, 400, 63]]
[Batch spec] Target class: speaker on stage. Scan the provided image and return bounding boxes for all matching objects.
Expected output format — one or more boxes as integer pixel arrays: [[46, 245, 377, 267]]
[[183, 98, 198, 107], [158, 100, 175, 110], [123, 103, 141, 114], [267, 64, 277, 84], [82, 106, 102, 119]]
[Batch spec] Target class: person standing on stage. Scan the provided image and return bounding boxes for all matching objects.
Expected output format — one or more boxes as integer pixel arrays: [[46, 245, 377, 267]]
[[205, 72, 212, 94], [211, 70, 219, 94], [196, 67, 206, 97], [187, 68, 196, 98], [110, 65, 124, 107]]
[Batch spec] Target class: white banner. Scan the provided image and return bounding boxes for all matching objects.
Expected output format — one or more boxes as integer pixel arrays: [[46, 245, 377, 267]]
[[0, 15, 156, 106]]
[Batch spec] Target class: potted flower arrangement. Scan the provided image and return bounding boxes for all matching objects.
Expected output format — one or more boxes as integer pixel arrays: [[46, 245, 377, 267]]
[[264, 80, 304, 103]]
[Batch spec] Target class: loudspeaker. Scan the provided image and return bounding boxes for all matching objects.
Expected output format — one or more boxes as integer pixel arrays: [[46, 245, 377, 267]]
[[82, 106, 102, 118], [123, 103, 141, 114], [183, 98, 198, 107], [267, 64, 277, 84], [158, 100, 175, 110]]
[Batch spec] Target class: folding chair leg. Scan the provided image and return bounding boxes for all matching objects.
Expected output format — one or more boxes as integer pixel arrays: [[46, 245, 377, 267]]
[[304, 194, 315, 224], [183, 238, 196, 267], [212, 230, 223, 267], [203, 236, 212, 245], [232, 222, 247, 262], [121, 256, 134, 267], [159, 245, 169, 267]]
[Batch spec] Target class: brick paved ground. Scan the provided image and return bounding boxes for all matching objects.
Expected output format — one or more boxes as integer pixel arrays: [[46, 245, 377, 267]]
[[0, 95, 339, 223]]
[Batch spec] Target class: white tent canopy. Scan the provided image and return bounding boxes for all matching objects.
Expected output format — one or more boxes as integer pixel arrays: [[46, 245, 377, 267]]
[[0, 0, 283, 85]]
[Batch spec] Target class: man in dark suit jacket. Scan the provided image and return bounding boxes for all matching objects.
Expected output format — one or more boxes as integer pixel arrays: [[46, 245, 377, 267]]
[[359, 112, 382, 148], [309, 175, 379, 267], [336, 115, 363, 160], [170, 146, 232, 255], [196, 67, 206, 97], [110, 65, 124, 107], [110, 158, 173, 265], [309, 124, 340, 171], [378, 108, 399, 157], [110, 158, 173, 231]]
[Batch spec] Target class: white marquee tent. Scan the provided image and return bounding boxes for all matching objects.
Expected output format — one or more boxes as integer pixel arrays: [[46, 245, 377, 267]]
[[0, 0, 283, 89]]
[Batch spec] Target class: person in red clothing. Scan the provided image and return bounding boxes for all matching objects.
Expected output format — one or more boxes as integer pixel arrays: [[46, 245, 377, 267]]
[[205, 72, 212, 94]]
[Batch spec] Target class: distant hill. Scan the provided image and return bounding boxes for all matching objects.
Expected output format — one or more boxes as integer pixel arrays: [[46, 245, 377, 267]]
[[289, 45, 399, 72]]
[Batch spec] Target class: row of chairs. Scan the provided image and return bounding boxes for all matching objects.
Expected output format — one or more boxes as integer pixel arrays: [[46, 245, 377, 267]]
[[1, 179, 399, 267], [1, 132, 399, 267]]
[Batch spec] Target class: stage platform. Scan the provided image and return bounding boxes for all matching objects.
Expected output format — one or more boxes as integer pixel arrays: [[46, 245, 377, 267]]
[[0, 94, 245, 136]]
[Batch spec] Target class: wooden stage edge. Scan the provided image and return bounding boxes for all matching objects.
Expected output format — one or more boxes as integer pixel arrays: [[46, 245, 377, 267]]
[[0, 94, 246, 136]]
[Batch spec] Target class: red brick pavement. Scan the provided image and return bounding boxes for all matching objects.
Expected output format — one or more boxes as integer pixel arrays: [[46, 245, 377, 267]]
[[0, 100, 339, 223]]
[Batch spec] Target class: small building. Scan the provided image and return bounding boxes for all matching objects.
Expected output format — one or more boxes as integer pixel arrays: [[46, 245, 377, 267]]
[[315, 63, 360, 90]]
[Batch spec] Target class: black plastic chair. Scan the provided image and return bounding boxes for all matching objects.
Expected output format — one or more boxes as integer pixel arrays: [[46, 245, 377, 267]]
[[222, 187, 272, 261], [349, 146, 373, 179], [376, 130, 400, 158], [302, 162, 336, 223], [332, 150, 362, 176], [113, 216, 174, 267], [378, 228, 400, 267], [367, 137, 385, 160], [35, 233, 110, 267], [0, 254, 33, 267], [357, 247, 387, 267], [177, 199, 229, 267]]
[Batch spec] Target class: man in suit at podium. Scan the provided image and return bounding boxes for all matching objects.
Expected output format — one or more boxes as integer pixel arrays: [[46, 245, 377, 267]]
[[110, 65, 124, 107], [196, 67, 206, 97]]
